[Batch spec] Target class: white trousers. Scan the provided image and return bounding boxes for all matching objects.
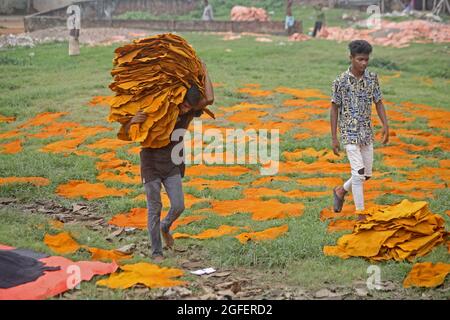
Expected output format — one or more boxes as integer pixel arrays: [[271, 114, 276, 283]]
[[343, 143, 373, 211]]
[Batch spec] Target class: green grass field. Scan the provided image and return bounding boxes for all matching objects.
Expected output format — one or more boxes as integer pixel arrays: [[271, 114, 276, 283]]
[[0, 32, 449, 299]]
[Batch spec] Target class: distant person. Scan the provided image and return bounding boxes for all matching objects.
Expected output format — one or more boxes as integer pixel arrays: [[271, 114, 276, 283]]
[[312, 4, 325, 37], [285, 0, 295, 35], [202, 0, 214, 21], [403, 0, 414, 13], [66, 5, 80, 56]]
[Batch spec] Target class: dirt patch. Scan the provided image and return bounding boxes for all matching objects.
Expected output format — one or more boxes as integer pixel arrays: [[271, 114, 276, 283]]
[[0, 27, 157, 48]]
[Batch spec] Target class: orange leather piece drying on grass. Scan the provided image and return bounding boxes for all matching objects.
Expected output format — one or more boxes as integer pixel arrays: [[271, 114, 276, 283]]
[[173, 225, 241, 240], [237, 87, 272, 97], [96, 158, 130, 171], [227, 110, 268, 125], [251, 176, 291, 186], [44, 232, 81, 254], [283, 148, 343, 161], [49, 220, 64, 230], [323, 200, 447, 262], [402, 104, 450, 131], [97, 171, 141, 185], [0, 130, 21, 139], [327, 219, 357, 233], [0, 176, 50, 186], [86, 138, 132, 150], [282, 99, 308, 107], [29, 122, 80, 139], [40, 137, 85, 154], [72, 150, 98, 157], [170, 215, 207, 231], [379, 72, 401, 84], [260, 121, 295, 134], [275, 87, 328, 99], [88, 247, 132, 262], [127, 146, 141, 155], [403, 262, 450, 288], [183, 193, 205, 208], [277, 108, 326, 121], [18, 112, 68, 129], [45, 232, 132, 262], [39, 126, 112, 154], [235, 224, 289, 244], [439, 159, 450, 168], [186, 164, 252, 177], [68, 126, 112, 140], [0, 114, 16, 123], [378, 145, 410, 157], [108, 34, 209, 149], [363, 178, 444, 193], [384, 157, 415, 168], [0, 140, 22, 154], [404, 167, 450, 182], [0, 248, 118, 300], [96, 262, 186, 289], [89, 96, 111, 107], [306, 100, 331, 108], [56, 180, 131, 200], [320, 206, 360, 221], [108, 208, 148, 229], [185, 178, 239, 190], [244, 187, 327, 199], [133, 192, 170, 204], [301, 119, 330, 135], [294, 132, 313, 140], [109, 207, 206, 230], [211, 198, 304, 221], [298, 177, 343, 188], [220, 102, 272, 113], [279, 161, 349, 174], [95, 152, 134, 171]]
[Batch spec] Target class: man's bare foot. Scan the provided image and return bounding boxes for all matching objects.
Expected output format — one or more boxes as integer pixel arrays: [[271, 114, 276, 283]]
[[152, 255, 164, 263], [161, 228, 174, 249]]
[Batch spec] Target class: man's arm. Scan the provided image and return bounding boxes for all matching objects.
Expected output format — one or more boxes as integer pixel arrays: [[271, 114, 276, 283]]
[[330, 102, 340, 156], [375, 100, 389, 144], [122, 111, 148, 136], [194, 62, 214, 110]]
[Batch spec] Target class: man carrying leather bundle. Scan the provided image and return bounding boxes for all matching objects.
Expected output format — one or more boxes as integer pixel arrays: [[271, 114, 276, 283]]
[[109, 34, 215, 262]]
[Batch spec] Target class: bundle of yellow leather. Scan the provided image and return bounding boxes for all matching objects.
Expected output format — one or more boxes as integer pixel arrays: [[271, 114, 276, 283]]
[[107, 33, 207, 148], [324, 199, 447, 262]]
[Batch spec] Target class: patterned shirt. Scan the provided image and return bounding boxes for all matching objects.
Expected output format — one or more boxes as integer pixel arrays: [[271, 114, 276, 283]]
[[331, 67, 383, 145]]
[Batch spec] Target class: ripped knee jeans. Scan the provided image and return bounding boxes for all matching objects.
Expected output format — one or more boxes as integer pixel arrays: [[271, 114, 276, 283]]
[[342, 143, 373, 211]]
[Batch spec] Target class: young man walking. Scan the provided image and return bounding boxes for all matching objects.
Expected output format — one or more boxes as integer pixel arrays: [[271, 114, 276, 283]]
[[330, 40, 389, 218], [126, 62, 214, 262]]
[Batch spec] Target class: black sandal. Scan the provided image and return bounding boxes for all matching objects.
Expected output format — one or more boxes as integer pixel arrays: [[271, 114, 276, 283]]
[[333, 187, 346, 213]]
